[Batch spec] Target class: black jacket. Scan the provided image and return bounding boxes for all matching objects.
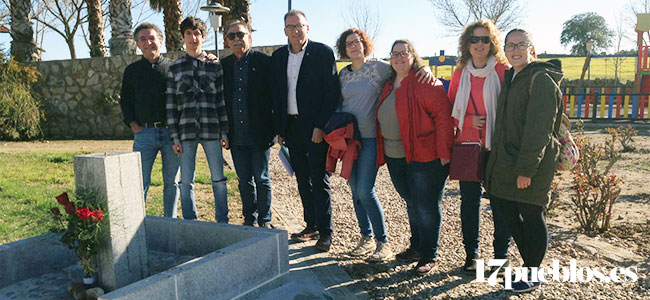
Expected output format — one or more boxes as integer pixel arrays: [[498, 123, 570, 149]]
[[222, 50, 275, 149], [271, 40, 341, 139]]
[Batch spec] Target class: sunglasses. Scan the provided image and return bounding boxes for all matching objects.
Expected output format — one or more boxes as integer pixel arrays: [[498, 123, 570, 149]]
[[226, 32, 247, 40], [470, 36, 490, 44]]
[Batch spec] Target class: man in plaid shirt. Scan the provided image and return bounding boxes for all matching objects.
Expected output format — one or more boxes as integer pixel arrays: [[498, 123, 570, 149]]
[[166, 16, 229, 222]]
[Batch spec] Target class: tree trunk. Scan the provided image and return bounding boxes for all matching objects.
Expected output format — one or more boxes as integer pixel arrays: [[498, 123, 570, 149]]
[[9, 0, 39, 62], [85, 0, 108, 57], [163, 0, 183, 51], [108, 0, 135, 56], [67, 37, 77, 60]]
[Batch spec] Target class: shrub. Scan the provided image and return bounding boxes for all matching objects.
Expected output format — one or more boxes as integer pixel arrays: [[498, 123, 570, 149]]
[[0, 50, 43, 140], [570, 132, 624, 234], [605, 125, 637, 153]]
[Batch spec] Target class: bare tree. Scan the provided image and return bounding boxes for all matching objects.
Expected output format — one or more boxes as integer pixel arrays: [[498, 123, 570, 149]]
[[341, 0, 383, 42], [30, 0, 88, 59], [0, 0, 9, 25], [627, 0, 650, 44], [428, 0, 524, 33]]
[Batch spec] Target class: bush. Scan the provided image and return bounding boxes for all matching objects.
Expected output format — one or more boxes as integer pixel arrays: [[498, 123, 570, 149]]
[[0, 51, 43, 140], [605, 125, 637, 153], [570, 132, 624, 234]]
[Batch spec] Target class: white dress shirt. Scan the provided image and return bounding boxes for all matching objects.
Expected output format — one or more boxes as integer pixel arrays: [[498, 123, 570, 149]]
[[286, 41, 308, 115]]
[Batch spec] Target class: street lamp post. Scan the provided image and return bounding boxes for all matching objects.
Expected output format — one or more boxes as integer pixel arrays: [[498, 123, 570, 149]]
[[200, 0, 230, 57]]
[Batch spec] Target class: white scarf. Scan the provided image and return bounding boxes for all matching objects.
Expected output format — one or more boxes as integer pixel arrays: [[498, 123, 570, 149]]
[[451, 55, 500, 149]]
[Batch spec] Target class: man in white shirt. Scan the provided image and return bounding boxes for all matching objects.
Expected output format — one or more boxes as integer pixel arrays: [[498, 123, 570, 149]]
[[271, 10, 341, 252]]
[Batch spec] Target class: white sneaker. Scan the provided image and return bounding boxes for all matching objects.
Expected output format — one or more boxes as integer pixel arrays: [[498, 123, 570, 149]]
[[349, 236, 375, 256], [367, 242, 393, 262]]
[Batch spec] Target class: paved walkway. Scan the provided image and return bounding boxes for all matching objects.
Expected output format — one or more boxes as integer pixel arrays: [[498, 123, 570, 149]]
[[267, 200, 369, 300]]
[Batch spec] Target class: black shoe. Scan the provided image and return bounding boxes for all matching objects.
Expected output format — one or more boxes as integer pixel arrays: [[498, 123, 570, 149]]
[[396, 248, 420, 262], [243, 219, 255, 226], [291, 227, 319, 242], [315, 234, 332, 252], [462, 253, 479, 274]]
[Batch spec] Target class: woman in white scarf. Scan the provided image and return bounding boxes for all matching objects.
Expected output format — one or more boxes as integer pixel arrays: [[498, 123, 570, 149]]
[[447, 20, 513, 275]]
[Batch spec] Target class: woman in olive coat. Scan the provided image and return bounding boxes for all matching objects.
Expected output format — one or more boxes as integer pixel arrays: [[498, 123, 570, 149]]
[[484, 28, 563, 293]]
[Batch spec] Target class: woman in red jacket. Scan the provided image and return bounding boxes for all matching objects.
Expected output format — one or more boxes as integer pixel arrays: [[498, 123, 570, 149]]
[[376, 40, 454, 274], [447, 20, 513, 275]]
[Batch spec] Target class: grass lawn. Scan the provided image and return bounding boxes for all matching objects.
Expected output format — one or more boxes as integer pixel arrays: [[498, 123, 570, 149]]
[[0, 150, 240, 244], [337, 56, 636, 82]]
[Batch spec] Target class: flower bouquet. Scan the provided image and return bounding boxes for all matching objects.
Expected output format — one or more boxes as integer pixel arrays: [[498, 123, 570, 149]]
[[51, 191, 105, 279]]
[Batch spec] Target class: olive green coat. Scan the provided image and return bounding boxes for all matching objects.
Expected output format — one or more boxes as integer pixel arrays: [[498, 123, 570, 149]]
[[485, 60, 564, 207]]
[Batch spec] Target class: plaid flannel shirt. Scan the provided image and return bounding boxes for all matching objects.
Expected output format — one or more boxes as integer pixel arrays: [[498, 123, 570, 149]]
[[166, 52, 228, 145]]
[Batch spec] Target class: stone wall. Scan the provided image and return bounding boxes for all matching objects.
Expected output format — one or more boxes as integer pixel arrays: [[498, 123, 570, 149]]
[[30, 45, 282, 139]]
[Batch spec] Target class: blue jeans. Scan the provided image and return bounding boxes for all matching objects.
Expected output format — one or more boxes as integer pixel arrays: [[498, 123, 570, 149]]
[[386, 157, 448, 261], [230, 145, 272, 226], [460, 151, 512, 258], [349, 138, 387, 243], [179, 139, 228, 222], [133, 128, 180, 218]]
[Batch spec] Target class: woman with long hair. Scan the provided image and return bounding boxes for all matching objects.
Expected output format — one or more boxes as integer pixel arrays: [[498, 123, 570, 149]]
[[485, 29, 564, 292], [447, 20, 512, 274], [376, 39, 454, 274], [335, 29, 432, 262]]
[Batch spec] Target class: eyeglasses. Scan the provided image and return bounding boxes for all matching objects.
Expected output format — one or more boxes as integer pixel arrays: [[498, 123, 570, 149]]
[[345, 39, 362, 48], [226, 32, 247, 40], [285, 23, 306, 31], [390, 51, 410, 59], [470, 36, 490, 44], [504, 42, 531, 52]]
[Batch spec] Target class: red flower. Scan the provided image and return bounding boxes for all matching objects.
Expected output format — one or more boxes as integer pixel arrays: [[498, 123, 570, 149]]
[[90, 210, 103, 223], [56, 192, 70, 205], [77, 207, 91, 221], [64, 202, 75, 215]]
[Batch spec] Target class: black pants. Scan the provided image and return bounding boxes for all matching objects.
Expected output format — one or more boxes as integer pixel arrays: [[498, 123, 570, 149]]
[[491, 195, 547, 268], [285, 117, 332, 235]]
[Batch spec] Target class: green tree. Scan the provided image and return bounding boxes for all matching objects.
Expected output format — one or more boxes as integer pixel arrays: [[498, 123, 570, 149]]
[[561, 12, 614, 56]]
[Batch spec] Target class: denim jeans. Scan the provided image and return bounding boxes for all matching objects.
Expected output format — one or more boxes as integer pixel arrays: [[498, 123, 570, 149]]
[[179, 139, 228, 222], [459, 151, 512, 258], [386, 157, 448, 261], [349, 138, 387, 243], [230, 145, 272, 226], [133, 128, 180, 218]]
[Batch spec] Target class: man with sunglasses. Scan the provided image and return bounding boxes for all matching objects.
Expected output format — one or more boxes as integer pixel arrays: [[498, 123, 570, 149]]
[[272, 10, 341, 252], [221, 20, 275, 228]]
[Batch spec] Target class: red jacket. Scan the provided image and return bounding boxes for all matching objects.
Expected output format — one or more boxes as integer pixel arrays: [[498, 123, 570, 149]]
[[376, 70, 454, 166], [447, 63, 508, 146], [324, 122, 361, 180]]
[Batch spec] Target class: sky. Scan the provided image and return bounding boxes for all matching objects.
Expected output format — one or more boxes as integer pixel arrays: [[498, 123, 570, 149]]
[[0, 0, 639, 61]]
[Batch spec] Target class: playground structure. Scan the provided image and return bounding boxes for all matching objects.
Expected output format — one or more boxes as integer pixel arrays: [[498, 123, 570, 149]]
[[550, 14, 650, 122]]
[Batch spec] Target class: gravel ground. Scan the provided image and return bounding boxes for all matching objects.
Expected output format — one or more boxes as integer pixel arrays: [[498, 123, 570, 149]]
[[266, 144, 650, 300]]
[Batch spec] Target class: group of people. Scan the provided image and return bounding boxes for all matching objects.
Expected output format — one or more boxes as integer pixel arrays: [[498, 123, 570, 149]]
[[120, 9, 564, 294]]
